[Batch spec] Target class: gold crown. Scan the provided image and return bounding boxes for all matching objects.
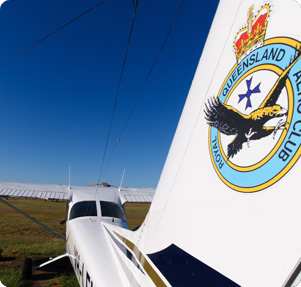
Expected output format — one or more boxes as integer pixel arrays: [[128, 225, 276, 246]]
[[234, 4, 270, 63]]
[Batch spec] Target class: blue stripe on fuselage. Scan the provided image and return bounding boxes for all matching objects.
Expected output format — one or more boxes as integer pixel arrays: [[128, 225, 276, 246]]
[[104, 226, 145, 274], [148, 244, 240, 287]]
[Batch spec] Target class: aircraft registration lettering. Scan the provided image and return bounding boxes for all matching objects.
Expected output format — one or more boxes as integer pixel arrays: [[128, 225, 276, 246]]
[[205, 3, 301, 192], [74, 246, 83, 278], [74, 246, 94, 287], [86, 271, 94, 287]]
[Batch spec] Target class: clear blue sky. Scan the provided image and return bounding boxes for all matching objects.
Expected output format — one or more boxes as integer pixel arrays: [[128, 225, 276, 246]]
[[0, 0, 219, 188]]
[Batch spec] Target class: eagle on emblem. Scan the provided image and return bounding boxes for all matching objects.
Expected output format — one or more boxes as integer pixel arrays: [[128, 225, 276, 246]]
[[205, 50, 301, 159]]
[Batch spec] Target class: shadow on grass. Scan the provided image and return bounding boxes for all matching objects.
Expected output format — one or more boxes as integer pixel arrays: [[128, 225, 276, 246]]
[[0, 256, 16, 262], [24, 256, 75, 285], [34, 257, 72, 273]]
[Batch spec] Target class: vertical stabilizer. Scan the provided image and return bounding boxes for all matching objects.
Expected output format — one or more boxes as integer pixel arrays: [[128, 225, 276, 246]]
[[133, 0, 301, 286]]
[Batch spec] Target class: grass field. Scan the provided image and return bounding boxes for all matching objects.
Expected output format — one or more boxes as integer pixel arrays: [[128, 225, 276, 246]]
[[0, 198, 150, 287]]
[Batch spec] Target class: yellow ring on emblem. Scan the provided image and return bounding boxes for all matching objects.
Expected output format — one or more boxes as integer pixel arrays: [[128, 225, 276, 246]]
[[208, 37, 301, 192]]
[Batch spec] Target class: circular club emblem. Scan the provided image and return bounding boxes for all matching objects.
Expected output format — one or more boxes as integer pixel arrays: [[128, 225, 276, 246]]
[[206, 38, 301, 192]]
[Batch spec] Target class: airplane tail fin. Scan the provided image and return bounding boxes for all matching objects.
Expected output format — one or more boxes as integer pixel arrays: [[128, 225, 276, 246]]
[[133, 1, 301, 286]]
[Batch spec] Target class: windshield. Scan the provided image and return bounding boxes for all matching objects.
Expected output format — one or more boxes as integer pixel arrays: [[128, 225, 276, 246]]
[[69, 201, 97, 220], [100, 201, 126, 221]]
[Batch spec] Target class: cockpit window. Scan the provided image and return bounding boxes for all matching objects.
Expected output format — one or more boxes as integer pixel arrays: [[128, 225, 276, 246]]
[[100, 201, 126, 221], [69, 201, 97, 220]]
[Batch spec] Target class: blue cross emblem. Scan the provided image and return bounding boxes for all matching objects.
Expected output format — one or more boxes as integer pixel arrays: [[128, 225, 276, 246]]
[[238, 77, 261, 109]]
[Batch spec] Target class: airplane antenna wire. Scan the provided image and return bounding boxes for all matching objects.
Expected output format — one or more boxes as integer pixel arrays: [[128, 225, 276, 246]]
[[153, 1, 244, 232], [96, 0, 139, 185], [102, 0, 186, 174], [0, 0, 109, 67]]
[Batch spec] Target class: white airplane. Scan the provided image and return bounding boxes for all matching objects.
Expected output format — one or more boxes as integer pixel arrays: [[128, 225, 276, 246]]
[[0, 181, 155, 285], [2, 0, 301, 286]]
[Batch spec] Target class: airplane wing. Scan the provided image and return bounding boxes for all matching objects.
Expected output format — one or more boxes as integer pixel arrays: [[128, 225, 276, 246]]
[[0, 181, 155, 203], [119, 188, 155, 203], [0, 181, 70, 200]]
